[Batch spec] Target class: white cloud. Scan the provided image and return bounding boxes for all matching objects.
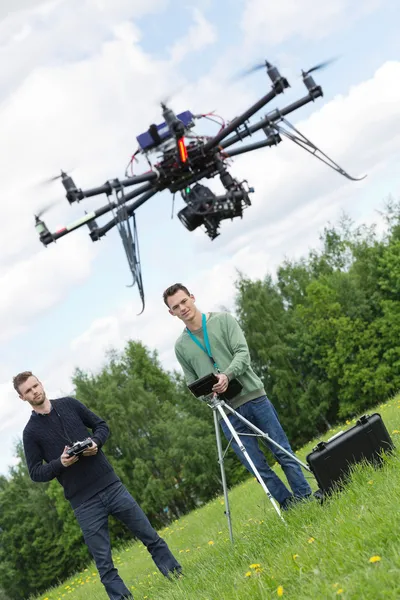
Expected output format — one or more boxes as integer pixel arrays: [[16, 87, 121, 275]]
[[0, 237, 97, 342], [0, 0, 59, 23], [168, 7, 217, 64], [241, 0, 384, 46], [0, 3, 224, 352]]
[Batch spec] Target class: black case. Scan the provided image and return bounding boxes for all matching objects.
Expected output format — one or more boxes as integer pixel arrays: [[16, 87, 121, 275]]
[[306, 413, 394, 494]]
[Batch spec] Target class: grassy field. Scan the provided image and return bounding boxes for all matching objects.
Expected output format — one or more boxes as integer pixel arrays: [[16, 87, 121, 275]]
[[34, 395, 400, 600]]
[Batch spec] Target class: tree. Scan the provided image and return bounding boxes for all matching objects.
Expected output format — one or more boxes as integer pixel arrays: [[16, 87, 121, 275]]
[[0, 443, 88, 600]]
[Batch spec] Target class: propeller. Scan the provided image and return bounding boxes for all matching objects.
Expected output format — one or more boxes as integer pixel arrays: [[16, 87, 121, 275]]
[[36, 168, 76, 187], [302, 57, 339, 76], [34, 199, 60, 219], [155, 83, 186, 110], [232, 56, 339, 82], [231, 60, 273, 81]]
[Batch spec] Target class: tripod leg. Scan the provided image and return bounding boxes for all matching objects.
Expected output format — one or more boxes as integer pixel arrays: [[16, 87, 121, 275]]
[[222, 401, 310, 472], [213, 410, 234, 543], [216, 404, 286, 524]]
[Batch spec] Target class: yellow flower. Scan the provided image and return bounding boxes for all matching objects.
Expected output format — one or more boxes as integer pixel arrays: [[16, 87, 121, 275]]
[[208, 540, 214, 545], [293, 554, 299, 560], [250, 563, 261, 569], [277, 585, 284, 596], [308, 537, 315, 543], [369, 555, 381, 563], [337, 590, 344, 595], [245, 571, 252, 577]]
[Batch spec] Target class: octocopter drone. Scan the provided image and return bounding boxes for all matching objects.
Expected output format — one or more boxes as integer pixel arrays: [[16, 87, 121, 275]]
[[34, 58, 366, 313]]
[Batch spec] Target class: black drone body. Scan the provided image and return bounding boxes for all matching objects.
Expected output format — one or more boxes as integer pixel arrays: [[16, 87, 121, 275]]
[[34, 59, 366, 314]]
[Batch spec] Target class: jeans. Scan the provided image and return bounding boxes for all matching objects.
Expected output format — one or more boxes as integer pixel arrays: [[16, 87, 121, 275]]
[[220, 395, 312, 507], [73, 481, 181, 600]]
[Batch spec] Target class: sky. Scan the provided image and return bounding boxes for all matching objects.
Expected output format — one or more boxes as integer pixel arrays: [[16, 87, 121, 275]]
[[1, 0, 400, 476]]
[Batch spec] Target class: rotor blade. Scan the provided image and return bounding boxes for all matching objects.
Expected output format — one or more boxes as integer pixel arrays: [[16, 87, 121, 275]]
[[156, 83, 185, 108], [230, 60, 272, 81], [303, 57, 338, 75], [35, 199, 60, 218]]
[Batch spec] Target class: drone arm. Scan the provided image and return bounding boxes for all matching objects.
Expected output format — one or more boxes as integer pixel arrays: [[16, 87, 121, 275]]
[[222, 136, 281, 158], [38, 182, 155, 245], [66, 172, 158, 204], [220, 90, 322, 150], [203, 88, 282, 152]]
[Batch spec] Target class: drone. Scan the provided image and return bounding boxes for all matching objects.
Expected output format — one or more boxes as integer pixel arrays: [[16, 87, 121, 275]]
[[34, 58, 366, 314]]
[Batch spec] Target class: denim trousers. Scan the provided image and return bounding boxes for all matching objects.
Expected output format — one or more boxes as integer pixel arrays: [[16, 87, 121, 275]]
[[219, 395, 312, 507], [73, 481, 181, 600]]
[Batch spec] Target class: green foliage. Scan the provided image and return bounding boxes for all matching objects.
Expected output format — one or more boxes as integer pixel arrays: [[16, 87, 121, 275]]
[[0, 443, 88, 600], [234, 199, 400, 446]]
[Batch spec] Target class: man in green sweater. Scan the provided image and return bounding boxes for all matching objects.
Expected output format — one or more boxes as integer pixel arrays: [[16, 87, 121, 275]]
[[163, 283, 312, 511]]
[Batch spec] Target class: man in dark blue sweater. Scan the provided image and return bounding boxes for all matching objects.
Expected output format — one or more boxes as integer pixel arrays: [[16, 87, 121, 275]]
[[15, 371, 181, 600]]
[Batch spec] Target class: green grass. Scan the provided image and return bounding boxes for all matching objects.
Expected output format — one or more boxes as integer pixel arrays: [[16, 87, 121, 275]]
[[35, 395, 400, 600]]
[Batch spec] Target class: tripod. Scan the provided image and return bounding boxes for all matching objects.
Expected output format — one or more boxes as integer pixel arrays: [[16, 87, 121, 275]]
[[207, 394, 313, 542]]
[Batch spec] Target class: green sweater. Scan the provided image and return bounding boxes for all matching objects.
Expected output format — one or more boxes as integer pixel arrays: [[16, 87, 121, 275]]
[[174, 311, 265, 410]]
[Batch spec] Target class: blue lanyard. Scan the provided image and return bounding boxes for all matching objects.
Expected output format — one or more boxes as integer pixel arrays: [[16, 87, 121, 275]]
[[186, 313, 219, 371]]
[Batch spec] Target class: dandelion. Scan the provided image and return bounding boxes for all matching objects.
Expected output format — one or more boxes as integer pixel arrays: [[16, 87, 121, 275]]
[[308, 537, 315, 543], [208, 540, 214, 545], [369, 555, 381, 563], [250, 563, 261, 569], [245, 571, 252, 577], [368, 480, 373, 485], [293, 554, 299, 560], [277, 585, 284, 596], [337, 590, 344, 595]]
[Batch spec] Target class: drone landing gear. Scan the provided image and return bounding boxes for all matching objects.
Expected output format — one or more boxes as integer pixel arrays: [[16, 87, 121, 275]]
[[273, 118, 367, 181], [107, 184, 147, 315]]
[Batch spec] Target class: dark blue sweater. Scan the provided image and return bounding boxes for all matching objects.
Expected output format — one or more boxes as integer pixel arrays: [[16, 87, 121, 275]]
[[22, 396, 120, 509]]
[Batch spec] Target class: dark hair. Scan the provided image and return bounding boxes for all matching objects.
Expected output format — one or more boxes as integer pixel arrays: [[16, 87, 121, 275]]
[[13, 371, 35, 393], [163, 283, 191, 307]]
